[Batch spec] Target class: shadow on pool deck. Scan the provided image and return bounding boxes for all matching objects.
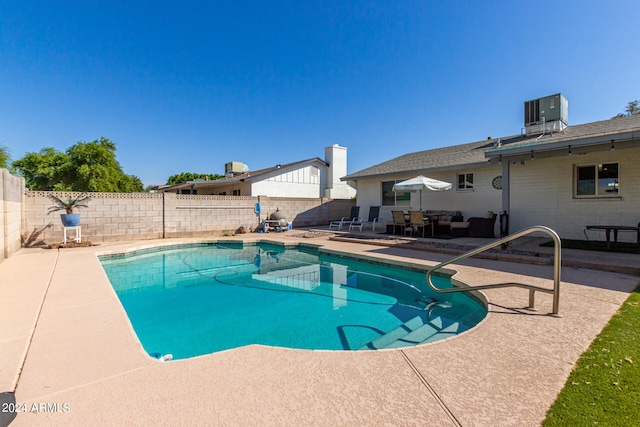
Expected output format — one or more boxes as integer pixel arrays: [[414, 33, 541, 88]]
[[1, 234, 638, 426]]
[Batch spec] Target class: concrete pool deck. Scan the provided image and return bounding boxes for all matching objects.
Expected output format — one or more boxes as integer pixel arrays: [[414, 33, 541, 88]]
[[1, 234, 638, 426]]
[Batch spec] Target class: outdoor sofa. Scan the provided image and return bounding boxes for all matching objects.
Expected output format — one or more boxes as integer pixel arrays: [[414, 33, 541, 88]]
[[451, 211, 497, 238]]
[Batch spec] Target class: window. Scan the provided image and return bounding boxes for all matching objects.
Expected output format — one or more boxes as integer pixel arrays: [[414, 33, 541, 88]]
[[382, 181, 411, 206], [576, 163, 619, 197], [232, 189, 241, 196], [457, 173, 474, 190]]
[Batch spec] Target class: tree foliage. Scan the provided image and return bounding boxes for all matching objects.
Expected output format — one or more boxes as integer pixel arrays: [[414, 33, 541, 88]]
[[166, 172, 224, 185], [614, 100, 640, 118], [0, 145, 10, 169], [12, 137, 143, 192], [12, 147, 69, 190]]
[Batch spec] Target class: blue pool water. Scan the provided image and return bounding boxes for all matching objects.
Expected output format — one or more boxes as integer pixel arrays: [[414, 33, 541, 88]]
[[99, 243, 486, 359]]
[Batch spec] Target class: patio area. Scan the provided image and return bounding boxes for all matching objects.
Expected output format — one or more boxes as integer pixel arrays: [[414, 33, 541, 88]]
[[1, 232, 638, 426]]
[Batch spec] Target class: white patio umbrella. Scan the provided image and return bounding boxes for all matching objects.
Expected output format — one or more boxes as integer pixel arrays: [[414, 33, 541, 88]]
[[392, 175, 452, 210]]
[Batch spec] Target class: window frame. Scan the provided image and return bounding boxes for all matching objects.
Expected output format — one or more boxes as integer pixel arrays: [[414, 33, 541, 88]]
[[457, 172, 474, 191], [381, 180, 411, 206], [574, 162, 620, 198]]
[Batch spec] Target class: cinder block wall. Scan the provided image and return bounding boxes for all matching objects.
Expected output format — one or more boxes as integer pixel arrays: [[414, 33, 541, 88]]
[[22, 191, 355, 246], [1, 169, 26, 261], [258, 196, 354, 229], [23, 191, 164, 245], [165, 194, 259, 238]]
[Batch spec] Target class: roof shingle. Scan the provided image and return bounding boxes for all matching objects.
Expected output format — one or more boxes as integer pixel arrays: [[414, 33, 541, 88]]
[[344, 114, 640, 180]]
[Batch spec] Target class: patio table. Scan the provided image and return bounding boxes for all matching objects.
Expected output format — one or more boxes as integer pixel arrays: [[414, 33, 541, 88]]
[[584, 225, 640, 250]]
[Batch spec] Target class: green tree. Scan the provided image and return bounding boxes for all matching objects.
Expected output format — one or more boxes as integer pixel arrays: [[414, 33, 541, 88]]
[[0, 145, 9, 169], [12, 147, 70, 190], [63, 137, 143, 192], [625, 100, 640, 115], [166, 172, 224, 185], [117, 174, 144, 193], [12, 137, 143, 192], [614, 100, 640, 117]]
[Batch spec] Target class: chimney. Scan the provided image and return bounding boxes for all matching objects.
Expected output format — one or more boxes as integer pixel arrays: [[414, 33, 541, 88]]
[[323, 144, 353, 199]]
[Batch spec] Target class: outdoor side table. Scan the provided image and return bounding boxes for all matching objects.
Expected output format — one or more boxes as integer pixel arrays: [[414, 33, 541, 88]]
[[63, 226, 82, 244], [584, 225, 640, 251]]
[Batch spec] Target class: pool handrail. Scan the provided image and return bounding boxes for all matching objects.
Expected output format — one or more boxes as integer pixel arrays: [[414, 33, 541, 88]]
[[426, 225, 562, 316]]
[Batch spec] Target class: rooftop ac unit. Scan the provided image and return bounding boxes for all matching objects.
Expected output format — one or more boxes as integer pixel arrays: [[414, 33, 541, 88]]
[[225, 161, 244, 175], [524, 93, 568, 126], [524, 93, 568, 135]]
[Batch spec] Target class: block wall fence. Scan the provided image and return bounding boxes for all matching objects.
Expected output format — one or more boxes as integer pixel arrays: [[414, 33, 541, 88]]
[[20, 191, 355, 248], [0, 169, 25, 261]]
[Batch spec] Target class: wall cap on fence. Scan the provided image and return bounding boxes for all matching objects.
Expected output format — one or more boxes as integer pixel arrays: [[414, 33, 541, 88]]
[[175, 194, 255, 200], [26, 191, 162, 199]]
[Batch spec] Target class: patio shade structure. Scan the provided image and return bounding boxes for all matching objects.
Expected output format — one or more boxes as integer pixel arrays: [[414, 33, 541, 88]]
[[393, 175, 452, 210]]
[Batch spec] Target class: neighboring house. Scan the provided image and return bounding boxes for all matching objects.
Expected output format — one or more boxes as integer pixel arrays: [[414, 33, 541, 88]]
[[161, 144, 356, 199], [343, 94, 640, 241]]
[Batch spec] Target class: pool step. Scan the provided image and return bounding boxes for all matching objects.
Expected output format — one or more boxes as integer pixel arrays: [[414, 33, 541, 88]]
[[359, 316, 425, 350], [360, 315, 465, 350], [383, 323, 440, 348], [421, 321, 462, 344]]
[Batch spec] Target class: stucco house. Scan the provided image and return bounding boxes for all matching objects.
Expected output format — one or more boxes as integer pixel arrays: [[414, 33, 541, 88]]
[[162, 144, 355, 199], [343, 94, 640, 242]]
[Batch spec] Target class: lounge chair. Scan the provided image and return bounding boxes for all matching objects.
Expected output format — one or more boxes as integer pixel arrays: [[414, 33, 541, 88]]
[[329, 206, 360, 230], [349, 206, 380, 231]]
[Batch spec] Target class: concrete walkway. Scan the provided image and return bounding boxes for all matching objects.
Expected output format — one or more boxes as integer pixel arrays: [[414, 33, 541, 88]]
[[1, 233, 638, 426]]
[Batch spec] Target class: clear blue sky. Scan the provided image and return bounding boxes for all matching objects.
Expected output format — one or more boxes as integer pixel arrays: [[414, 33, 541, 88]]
[[1, 1, 639, 186]]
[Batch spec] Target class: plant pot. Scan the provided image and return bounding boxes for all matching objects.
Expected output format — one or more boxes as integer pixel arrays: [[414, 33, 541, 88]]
[[60, 213, 81, 227]]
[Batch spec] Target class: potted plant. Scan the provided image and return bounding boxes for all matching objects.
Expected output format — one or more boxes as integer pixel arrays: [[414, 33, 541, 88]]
[[47, 193, 92, 227]]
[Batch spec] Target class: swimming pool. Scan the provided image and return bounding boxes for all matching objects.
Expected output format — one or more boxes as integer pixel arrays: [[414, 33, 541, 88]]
[[99, 242, 487, 359]]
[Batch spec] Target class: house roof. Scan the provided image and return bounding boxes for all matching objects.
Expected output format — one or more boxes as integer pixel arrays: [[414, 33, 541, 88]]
[[161, 157, 327, 191], [486, 114, 640, 157], [344, 114, 640, 181], [342, 139, 505, 181]]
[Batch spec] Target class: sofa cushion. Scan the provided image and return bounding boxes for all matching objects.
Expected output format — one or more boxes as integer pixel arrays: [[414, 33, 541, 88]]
[[450, 222, 469, 229], [450, 224, 469, 237]]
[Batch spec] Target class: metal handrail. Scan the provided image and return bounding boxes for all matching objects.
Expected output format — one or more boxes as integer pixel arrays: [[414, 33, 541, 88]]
[[426, 226, 562, 316]]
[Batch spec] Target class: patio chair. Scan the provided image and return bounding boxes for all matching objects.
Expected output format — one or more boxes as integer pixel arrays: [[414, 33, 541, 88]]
[[329, 206, 360, 230], [391, 210, 408, 235], [406, 210, 427, 237], [349, 206, 380, 231]]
